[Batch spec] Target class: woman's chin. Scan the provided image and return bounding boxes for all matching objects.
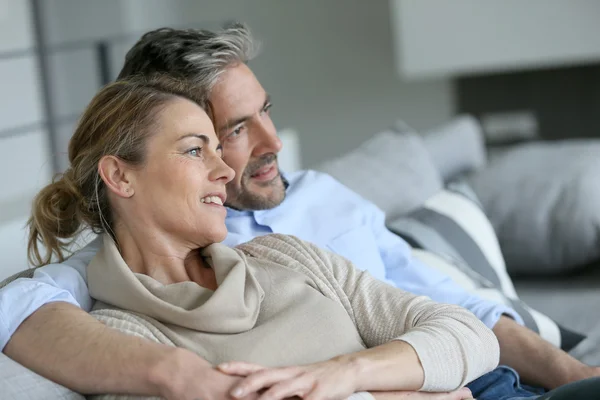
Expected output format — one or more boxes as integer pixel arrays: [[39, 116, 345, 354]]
[[206, 223, 228, 244]]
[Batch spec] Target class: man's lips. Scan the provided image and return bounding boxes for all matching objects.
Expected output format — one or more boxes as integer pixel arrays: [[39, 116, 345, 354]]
[[250, 163, 278, 182]]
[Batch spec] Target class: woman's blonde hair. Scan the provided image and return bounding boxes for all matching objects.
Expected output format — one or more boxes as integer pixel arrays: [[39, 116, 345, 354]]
[[27, 75, 207, 267]]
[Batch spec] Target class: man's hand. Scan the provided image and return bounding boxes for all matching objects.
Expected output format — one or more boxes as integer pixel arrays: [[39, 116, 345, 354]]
[[493, 315, 600, 389], [151, 349, 258, 400], [371, 388, 473, 400]]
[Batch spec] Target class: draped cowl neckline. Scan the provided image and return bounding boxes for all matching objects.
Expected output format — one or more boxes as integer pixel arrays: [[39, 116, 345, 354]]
[[87, 234, 265, 333]]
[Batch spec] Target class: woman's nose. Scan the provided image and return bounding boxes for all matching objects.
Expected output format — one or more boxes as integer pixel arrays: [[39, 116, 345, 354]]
[[212, 156, 235, 184]]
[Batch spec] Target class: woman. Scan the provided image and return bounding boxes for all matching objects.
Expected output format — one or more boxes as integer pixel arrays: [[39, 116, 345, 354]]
[[27, 75, 497, 400]]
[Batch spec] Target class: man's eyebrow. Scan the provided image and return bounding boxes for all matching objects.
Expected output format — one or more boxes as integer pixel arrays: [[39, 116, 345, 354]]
[[218, 94, 272, 133]]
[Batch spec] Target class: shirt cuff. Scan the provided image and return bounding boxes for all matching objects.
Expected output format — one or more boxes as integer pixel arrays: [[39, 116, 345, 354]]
[[482, 304, 524, 329]]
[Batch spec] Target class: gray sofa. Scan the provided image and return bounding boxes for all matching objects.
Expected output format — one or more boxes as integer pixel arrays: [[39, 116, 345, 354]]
[[1, 115, 599, 398]]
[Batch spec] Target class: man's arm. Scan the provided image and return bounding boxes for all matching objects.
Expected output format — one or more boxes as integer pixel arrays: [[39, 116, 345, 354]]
[[0, 238, 102, 349], [4, 302, 169, 395], [4, 302, 251, 399], [494, 316, 600, 389]]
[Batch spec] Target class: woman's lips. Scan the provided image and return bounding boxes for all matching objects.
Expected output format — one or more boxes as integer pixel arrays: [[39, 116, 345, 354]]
[[250, 163, 278, 182]]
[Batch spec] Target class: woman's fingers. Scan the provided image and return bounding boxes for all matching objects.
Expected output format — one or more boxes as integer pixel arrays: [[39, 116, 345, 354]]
[[257, 375, 315, 400], [453, 387, 473, 400], [229, 367, 302, 398], [218, 361, 266, 377]]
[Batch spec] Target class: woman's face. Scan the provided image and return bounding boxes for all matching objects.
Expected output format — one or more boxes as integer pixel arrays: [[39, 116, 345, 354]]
[[126, 97, 234, 247]]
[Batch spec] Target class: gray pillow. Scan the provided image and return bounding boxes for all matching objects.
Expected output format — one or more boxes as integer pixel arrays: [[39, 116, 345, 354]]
[[417, 115, 487, 182], [316, 129, 443, 219], [467, 139, 600, 275]]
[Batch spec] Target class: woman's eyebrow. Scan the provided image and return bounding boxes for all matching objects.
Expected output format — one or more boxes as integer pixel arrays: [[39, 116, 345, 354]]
[[177, 133, 209, 144]]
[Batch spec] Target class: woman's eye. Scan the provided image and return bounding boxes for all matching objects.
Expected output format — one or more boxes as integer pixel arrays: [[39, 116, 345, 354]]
[[187, 147, 202, 157]]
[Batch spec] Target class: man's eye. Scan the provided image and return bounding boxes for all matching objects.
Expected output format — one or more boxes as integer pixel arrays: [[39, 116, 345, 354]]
[[229, 126, 244, 138], [262, 103, 273, 115], [187, 147, 202, 157]]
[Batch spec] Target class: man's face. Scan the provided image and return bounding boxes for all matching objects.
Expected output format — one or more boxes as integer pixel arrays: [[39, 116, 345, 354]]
[[210, 63, 286, 211]]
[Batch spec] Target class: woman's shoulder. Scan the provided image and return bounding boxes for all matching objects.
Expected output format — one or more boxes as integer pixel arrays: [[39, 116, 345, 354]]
[[235, 234, 316, 260], [234, 234, 339, 279]]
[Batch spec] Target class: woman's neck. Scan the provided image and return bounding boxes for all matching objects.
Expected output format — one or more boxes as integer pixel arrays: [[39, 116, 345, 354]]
[[111, 222, 217, 289]]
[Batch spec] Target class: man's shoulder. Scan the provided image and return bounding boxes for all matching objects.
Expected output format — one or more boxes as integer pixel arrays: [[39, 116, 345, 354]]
[[286, 169, 352, 195]]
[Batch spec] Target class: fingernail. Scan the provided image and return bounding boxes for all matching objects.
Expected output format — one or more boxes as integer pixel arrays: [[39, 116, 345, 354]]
[[232, 388, 244, 398], [219, 363, 229, 370]]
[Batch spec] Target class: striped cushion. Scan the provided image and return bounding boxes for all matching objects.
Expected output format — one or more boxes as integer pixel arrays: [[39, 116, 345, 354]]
[[387, 183, 586, 352]]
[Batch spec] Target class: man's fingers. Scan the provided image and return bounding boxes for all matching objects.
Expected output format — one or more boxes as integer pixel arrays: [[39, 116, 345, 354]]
[[218, 361, 266, 376], [230, 368, 301, 399]]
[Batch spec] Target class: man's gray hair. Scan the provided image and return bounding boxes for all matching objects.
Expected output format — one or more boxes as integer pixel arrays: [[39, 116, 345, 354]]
[[118, 22, 260, 102]]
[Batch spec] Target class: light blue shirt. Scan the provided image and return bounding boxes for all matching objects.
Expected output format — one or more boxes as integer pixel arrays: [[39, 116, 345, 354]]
[[0, 170, 521, 350]]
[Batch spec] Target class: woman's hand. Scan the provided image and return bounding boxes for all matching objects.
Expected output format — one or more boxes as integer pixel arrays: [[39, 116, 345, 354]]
[[217, 359, 361, 400]]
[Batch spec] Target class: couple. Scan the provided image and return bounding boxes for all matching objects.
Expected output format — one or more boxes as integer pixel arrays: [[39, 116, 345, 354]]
[[1, 23, 599, 400]]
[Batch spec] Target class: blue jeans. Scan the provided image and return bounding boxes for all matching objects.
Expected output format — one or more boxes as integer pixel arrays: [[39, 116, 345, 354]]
[[467, 366, 545, 400]]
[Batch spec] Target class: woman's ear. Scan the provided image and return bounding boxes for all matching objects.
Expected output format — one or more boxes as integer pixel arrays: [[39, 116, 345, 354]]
[[98, 156, 135, 198]]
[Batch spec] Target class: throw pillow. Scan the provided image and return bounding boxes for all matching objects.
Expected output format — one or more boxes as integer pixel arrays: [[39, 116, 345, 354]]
[[467, 139, 600, 275], [415, 115, 488, 182], [386, 184, 586, 352], [316, 129, 443, 220]]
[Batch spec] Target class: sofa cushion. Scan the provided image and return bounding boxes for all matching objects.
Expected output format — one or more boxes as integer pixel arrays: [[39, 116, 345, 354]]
[[467, 139, 600, 275], [0, 352, 84, 399], [316, 128, 443, 220], [387, 183, 586, 352], [417, 115, 487, 182], [0, 267, 37, 290]]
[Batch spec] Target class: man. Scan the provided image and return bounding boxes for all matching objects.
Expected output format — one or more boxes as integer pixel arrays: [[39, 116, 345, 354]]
[[2, 23, 599, 399]]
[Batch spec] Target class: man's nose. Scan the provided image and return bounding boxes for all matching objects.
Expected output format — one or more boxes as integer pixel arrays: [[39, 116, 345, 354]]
[[252, 119, 282, 156]]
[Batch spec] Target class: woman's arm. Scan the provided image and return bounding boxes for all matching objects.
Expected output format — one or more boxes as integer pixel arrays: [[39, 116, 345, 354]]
[[238, 235, 499, 394], [307, 237, 499, 392]]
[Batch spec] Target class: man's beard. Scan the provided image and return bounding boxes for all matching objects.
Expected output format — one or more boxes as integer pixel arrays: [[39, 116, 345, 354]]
[[225, 154, 288, 211]]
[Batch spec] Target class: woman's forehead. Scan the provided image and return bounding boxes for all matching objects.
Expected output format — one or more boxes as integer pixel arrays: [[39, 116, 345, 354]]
[[158, 98, 218, 142]]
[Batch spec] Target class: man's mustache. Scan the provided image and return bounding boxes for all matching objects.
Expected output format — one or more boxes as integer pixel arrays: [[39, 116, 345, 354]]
[[244, 154, 278, 177]]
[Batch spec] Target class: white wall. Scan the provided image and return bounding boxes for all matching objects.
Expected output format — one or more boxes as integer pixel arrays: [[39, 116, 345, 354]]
[[182, 0, 454, 167], [0, 0, 52, 279], [392, 0, 600, 80], [41, 0, 454, 169]]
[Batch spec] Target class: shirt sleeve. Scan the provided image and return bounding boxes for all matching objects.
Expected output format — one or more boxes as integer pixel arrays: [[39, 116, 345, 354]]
[[0, 237, 101, 350], [364, 201, 524, 329]]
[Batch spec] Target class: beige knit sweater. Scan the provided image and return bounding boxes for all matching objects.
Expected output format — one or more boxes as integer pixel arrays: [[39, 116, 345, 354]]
[[87, 234, 499, 399]]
